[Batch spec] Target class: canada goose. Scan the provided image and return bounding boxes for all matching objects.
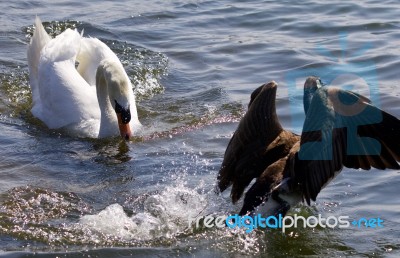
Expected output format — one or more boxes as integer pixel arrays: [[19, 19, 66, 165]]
[[217, 77, 400, 216]]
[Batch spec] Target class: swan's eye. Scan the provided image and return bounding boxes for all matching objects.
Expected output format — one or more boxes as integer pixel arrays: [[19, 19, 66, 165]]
[[114, 100, 131, 124]]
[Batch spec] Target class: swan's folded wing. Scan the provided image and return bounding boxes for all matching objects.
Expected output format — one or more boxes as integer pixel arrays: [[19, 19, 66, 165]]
[[36, 28, 100, 129], [293, 87, 400, 204], [40, 28, 81, 64]]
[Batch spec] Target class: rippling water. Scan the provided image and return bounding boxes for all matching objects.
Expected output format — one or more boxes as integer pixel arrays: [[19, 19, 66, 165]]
[[0, 0, 400, 257]]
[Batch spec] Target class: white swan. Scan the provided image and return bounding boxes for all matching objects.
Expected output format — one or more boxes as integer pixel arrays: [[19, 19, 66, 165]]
[[27, 17, 141, 139]]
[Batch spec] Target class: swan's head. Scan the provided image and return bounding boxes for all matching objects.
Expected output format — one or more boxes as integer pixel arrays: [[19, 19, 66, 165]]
[[109, 84, 132, 140], [114, 99, 132, 140]]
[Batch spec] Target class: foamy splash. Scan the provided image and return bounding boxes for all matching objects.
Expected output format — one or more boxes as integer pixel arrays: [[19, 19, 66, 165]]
[[79, 180, 209, 241], [0, 177, 266, 255]]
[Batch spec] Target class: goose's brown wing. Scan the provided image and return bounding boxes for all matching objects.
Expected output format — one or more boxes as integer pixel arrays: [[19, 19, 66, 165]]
[[292, 87, 400, 204], [217, 82, 298, 202]]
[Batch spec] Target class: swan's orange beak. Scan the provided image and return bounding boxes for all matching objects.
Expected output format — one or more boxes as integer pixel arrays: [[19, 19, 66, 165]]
[[117, 113, 132, 140]]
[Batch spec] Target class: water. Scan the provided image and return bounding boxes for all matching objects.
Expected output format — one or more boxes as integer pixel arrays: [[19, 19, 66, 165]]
[[1, 0, 400, 257]]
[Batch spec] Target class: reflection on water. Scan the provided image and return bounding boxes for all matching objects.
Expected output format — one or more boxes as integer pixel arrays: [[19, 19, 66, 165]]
[[92, 139, 132, 165]]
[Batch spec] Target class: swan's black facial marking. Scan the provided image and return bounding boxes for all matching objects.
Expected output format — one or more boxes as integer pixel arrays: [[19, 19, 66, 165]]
[[114, 100, 131, 124]]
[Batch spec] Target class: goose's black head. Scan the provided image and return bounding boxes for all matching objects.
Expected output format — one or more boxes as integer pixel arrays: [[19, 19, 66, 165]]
[[303, 76, 323, 114]]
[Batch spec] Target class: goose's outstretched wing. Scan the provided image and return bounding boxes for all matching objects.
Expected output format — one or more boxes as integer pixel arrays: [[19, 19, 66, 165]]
[[292, 87, 400, 204]]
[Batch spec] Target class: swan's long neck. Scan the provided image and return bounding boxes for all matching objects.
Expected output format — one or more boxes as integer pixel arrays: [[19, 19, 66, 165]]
[[95, 58, 133, 138], [96, 61, 119, 138], [77, 38, 119, 86], [78, 38, 133, 138]]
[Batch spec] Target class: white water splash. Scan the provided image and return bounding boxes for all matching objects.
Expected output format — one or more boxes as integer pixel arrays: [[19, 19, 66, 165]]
[[79, 180, 209, 241]]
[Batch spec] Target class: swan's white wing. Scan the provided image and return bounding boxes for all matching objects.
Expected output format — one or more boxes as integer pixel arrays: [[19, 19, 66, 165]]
[[34, 28, 100, 130]]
